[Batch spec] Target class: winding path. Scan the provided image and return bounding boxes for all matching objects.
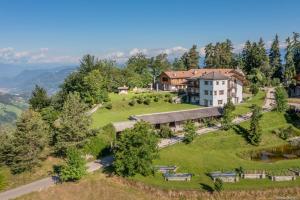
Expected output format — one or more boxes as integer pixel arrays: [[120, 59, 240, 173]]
[[0, 88, 275, 200]]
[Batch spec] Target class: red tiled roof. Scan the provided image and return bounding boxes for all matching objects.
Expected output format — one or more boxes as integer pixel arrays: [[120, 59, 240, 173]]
[[163, 68, 237, 79]]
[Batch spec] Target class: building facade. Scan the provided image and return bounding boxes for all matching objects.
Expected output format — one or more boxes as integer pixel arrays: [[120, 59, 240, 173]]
[[159, 68, 245, 107]]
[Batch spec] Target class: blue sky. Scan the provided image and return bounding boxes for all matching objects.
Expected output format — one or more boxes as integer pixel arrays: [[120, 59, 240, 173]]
[[0, 0, 299, 65]]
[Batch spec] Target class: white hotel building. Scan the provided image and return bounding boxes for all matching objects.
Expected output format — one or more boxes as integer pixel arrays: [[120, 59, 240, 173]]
[[160, 68, 245, 107]]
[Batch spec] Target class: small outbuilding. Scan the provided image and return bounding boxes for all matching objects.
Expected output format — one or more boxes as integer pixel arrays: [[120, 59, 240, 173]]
[[118, 86, 129, 94], [242, 170, 266, 179], [164, 173, 192, 181], [269, 171, 296, 181], [210, 171, 239, 183]]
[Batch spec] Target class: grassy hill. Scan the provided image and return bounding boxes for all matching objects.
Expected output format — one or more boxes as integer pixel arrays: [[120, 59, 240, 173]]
[[133, 111, 300, 190], [0, 93, 27, 125], [92, 92, 200, 128]]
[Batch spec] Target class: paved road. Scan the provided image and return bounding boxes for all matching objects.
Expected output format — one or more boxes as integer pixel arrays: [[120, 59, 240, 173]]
[[0, 88, 275, 200], [0, 156, 114, 200]]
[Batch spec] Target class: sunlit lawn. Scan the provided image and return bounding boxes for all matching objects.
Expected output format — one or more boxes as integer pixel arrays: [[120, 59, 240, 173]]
[[233, 90, 266, 116], [132, 111, 300, 190], [92, 92, 200, 128]]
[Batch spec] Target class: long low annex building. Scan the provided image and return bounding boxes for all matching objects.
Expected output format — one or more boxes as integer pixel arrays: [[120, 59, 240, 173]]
[[113, 107, 223, 133]]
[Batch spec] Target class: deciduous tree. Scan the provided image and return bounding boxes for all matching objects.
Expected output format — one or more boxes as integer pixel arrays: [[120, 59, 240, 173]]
[[113, 122, 158, 177], [60, 147, 86, 182]]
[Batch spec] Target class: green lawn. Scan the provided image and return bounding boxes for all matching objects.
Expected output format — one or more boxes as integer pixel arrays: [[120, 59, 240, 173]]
[[92, 92, 200, 128], [232, 90, 265, 116], [132, 111, 300, 190]]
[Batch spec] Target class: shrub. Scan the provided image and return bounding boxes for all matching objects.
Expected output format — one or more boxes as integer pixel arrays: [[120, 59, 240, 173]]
[[128, 99, 136, 106], [165, 96, 173, 103], [275, 87, 288, 112], [250, 84, 259, 96], [159, 125, 174, 138], [183, 121, 197, 144], [60, 147, 86, 182], [164, 93, 171, 98], [153, 96, 159, 102], [83, 134, 110, 158], [105, 102, 112, 109], [271, 78, 281, 86], [136, 96, 144, 104], [143, 98, 151, 105], [272, 126, 298, 140], [214, 178, 223, 192]]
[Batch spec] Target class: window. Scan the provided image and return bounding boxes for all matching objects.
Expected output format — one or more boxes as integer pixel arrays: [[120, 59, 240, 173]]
[[222, 81, 225, 85], [219, 90, 224, 95], [218, 100, 223, 105], [216, 81, 219, 85], [162, 77, 168, 82], [210, 91, 212, 95], [210, 81, 212, 85], [205, 81, 208, 85], [214, 91, 217, 95], [210, 100, 213, 105], [205, 90, 208, 95]]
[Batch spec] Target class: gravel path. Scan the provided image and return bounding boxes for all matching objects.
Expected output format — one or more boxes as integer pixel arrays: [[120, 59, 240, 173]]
[[0, 88, 275, 200]]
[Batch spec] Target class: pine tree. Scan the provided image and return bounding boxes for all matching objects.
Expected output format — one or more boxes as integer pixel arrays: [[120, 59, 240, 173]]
[[205, 43, 215, 67], [113, 121, 158, 177], [10, 110, 49, 174], [172, 58, 185, 71], [29, 85, 50, 111], [269, 34, 282, 79], [275, 87, 288, 112], [54, 92, 92, 156], [221, 101, 235, 130], [181, 52, 190, 70], [292, 32, 300, 73], [204, 40, 234, 68], [187, 45, 200, 69], [248, 105, 262, 146], [284, 37, 296, 84]]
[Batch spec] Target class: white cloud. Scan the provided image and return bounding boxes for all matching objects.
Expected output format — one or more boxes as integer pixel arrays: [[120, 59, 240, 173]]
[[0, 47, 79, 64], [129, 48, 148, 56]]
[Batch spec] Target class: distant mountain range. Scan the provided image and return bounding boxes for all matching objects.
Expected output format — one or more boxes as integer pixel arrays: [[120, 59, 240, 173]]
[[0, 66, 77, 95]]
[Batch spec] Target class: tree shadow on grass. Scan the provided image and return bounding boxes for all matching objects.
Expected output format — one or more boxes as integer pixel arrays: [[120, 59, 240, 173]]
[[200, 183, 214, 193], [232, 124, 249, 142]]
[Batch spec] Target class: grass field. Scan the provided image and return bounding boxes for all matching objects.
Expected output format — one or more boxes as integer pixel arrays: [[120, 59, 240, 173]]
[[232, 90, 265, 116], [17, 171, 300, 200], [92, 91, 266, 128], [0, 156, 63, 192], [92, 92, 200, 128], [17, 172, 168, 200], [133, 111, 300, 190]]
